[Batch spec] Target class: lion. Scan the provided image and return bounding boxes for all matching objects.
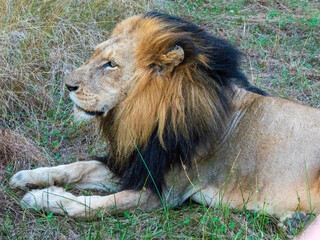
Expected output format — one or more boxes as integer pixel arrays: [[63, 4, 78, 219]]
[[10, 12, 320, 221]]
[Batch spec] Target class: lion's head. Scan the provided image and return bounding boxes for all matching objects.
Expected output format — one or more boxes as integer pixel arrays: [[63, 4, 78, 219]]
[[65, 12, 264, 193]]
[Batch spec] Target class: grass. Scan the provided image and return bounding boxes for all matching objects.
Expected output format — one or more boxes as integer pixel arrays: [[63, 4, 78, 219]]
[[0, 0, 319, 239]]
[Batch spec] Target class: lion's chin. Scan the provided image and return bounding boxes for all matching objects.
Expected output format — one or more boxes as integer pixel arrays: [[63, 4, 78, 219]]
[[73, 105, 104, 122], [76, 105, 104, 116]]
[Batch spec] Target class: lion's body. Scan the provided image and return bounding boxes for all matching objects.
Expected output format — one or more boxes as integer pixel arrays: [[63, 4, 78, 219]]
[[10, 13, 320, 219], [181, 90, 320, 216]]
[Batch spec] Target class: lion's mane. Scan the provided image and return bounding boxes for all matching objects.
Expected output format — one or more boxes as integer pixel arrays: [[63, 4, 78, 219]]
[[97, 12, 266, 194]]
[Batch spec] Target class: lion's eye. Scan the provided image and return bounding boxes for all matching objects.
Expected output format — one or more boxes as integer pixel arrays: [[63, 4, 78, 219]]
[[103, 60, 118, 69]]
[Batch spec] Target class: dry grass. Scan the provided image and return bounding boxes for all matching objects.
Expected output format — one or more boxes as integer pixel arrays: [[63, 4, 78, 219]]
[[0, 0, 319, 239], [0, 129, 49, 183]]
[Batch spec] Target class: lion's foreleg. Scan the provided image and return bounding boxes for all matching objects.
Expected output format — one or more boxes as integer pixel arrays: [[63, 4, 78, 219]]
[[21, 187, 160, 218], [10, 160, 119, 192]]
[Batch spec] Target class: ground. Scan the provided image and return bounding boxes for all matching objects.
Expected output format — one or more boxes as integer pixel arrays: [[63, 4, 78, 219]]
[[0, 0, 319, 239]]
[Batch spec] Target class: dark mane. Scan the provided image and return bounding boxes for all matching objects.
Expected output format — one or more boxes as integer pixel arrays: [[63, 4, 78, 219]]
[[97, 12, 267, 195], [144, 12, 267, 96]]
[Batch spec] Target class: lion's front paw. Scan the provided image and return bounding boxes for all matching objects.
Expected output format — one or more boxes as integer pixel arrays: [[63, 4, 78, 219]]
[[21, 187, 90, 217], [21, 187, 69, 214], [10, 170, 40, 189], [10, 167, 58, 189]]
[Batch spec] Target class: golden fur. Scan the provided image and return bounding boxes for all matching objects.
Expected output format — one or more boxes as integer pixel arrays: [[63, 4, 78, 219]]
[[10, 13, 320, 221], [101, 15, 227, 162]]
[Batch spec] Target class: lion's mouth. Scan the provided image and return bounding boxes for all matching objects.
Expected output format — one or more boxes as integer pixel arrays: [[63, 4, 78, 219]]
[[76, 105, 104, 116]]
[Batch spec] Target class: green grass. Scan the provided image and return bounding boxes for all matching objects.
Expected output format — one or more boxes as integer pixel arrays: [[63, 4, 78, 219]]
[[1, 0, 319, 239]]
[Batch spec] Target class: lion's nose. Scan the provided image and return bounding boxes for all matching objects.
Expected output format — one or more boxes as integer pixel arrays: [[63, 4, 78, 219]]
[[66, 84, 79, 92]]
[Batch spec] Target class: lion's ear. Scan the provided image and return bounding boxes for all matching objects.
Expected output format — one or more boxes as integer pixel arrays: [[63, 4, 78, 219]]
[[155, 45, 184, 76]]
